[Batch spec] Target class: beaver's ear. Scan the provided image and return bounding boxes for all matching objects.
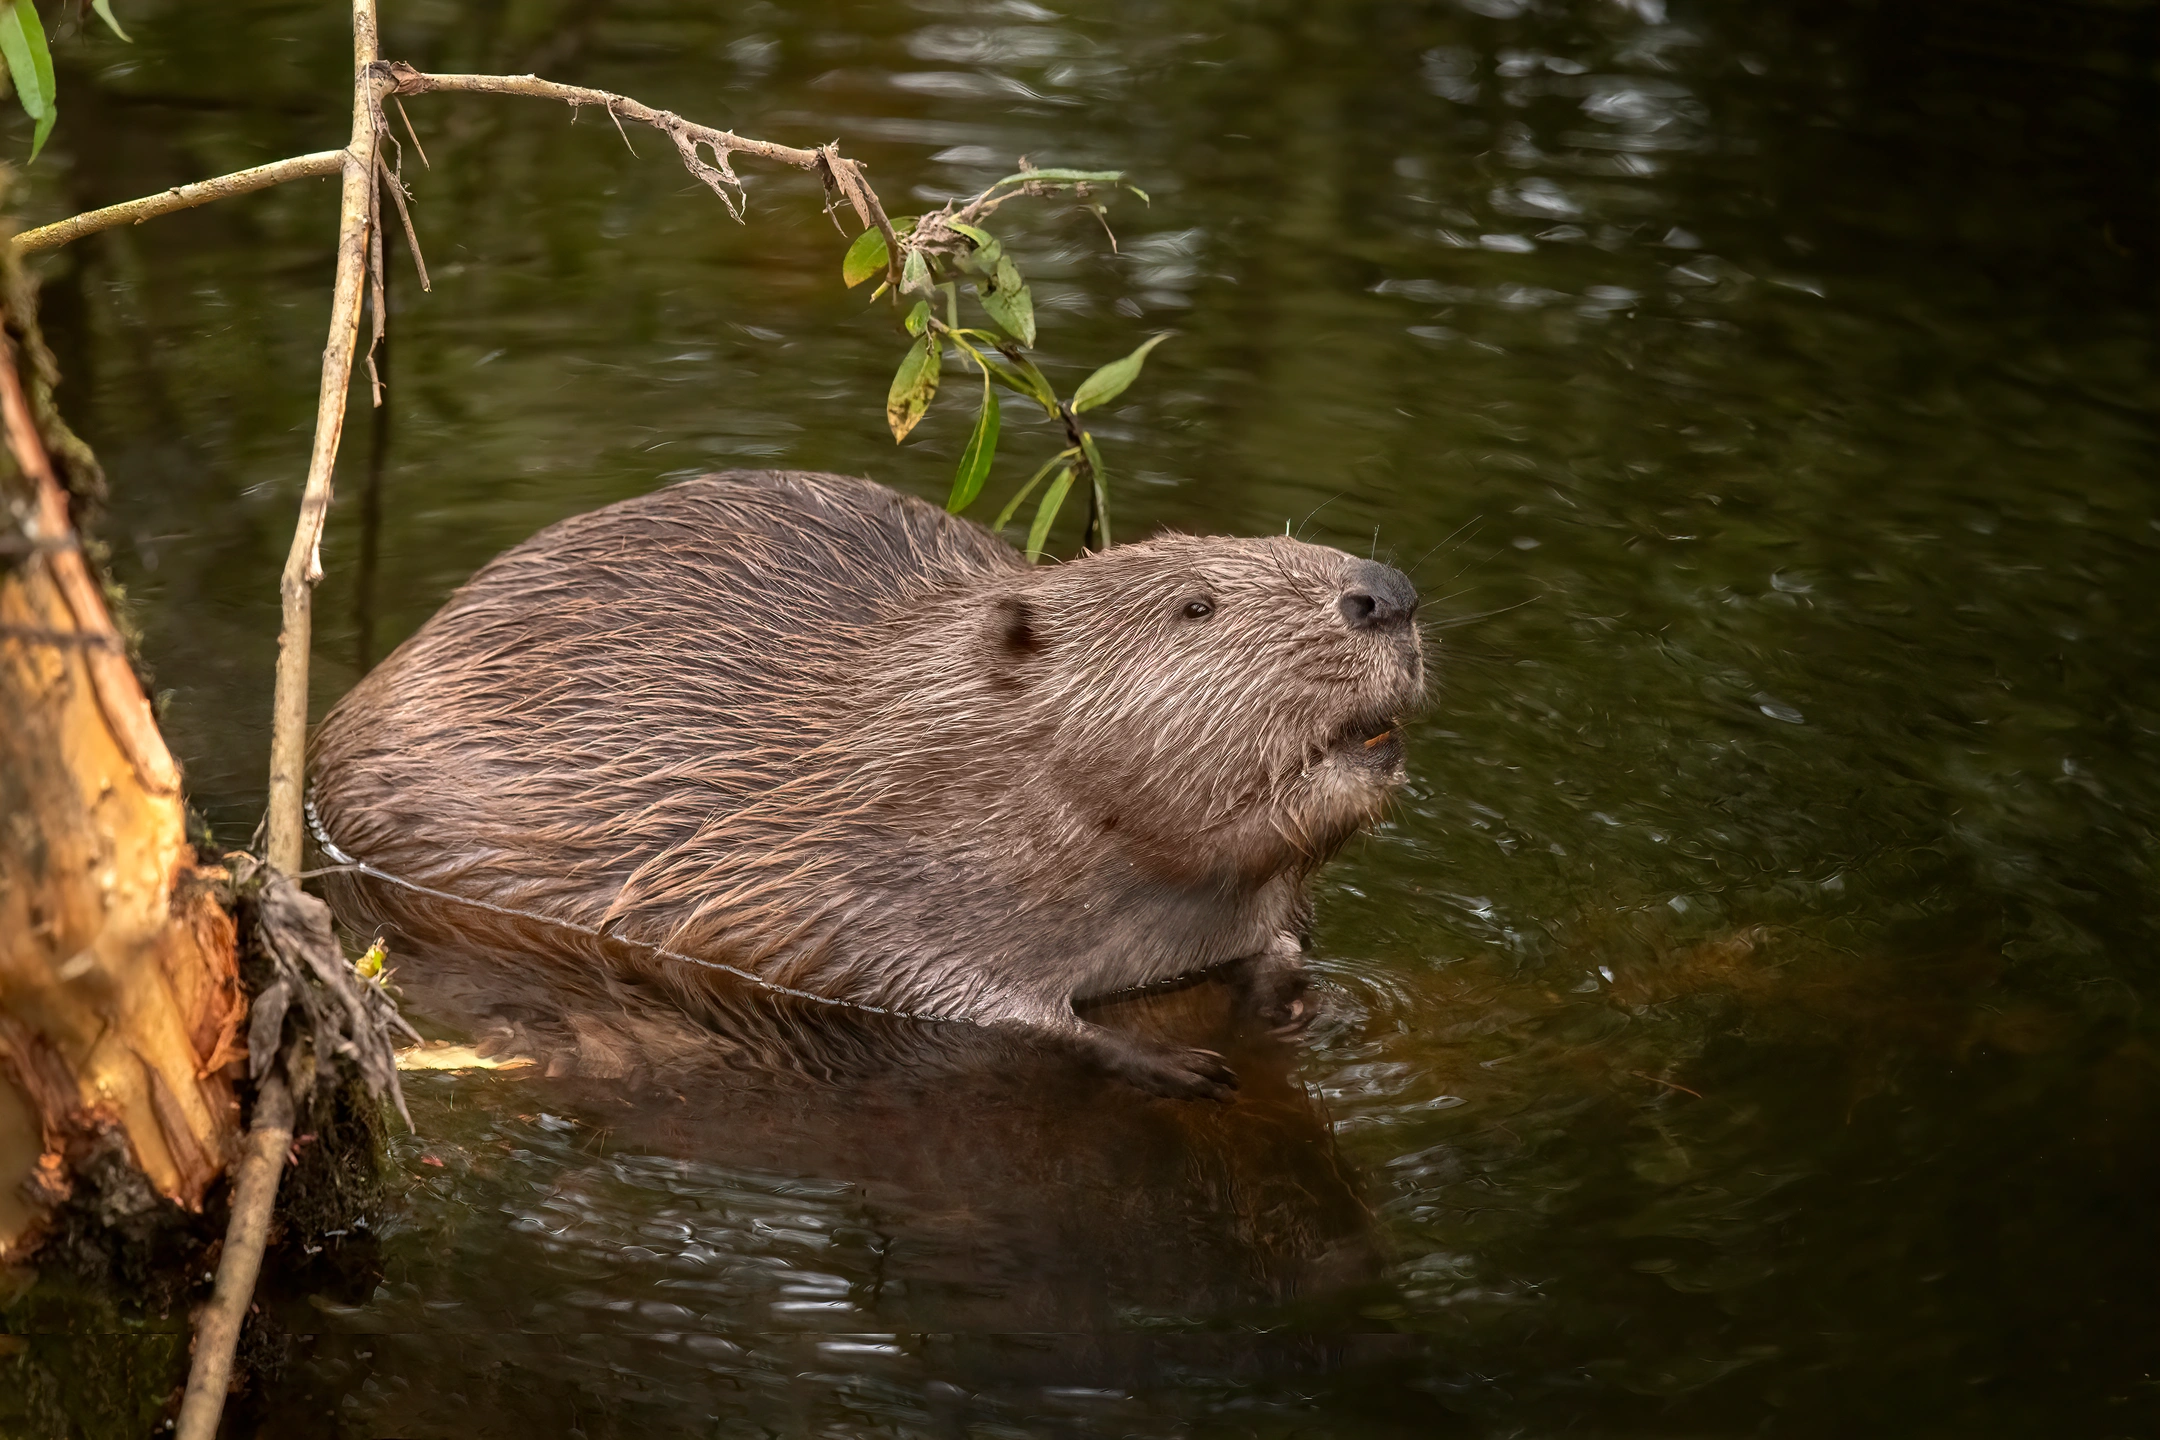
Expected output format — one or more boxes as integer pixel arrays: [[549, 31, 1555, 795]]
[[980, 594, 1043, 672]]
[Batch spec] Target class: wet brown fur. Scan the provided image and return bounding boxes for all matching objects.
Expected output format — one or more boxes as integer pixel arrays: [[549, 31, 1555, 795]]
[[310, 471, 1424, 1096]]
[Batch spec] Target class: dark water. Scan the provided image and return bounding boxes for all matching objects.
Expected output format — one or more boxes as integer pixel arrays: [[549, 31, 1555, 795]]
[[14, 0, 2159, 1433]]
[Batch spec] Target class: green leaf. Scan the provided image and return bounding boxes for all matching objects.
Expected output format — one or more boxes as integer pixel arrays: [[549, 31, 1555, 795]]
[[842, 227, 887, 287], [900, 246, 932, 296], [90, 0, 128, 42], [948, 222, 1004, 276], [27, 100, 50, 162], [0, 0, 57, 141], [1025, 467, 1076, 563], [1072, 332, 1171, 413], [903, 299, 930, 337], [976, 253, 1035, 347], [842, 217, 915, 288], [1077, 430, 1110, 549], [948, 377, 1000, 513], [993, 448, 1077, 532], [885, 334, 940, 442]]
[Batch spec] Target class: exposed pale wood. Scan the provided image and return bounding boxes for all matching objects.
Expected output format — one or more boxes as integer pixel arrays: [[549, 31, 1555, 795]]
[[0, 334, 245, 1260], [0, 333, 177, 797]]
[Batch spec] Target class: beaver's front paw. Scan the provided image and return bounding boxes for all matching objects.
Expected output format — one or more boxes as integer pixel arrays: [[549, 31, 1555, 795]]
[[1116, 1043, 1239, 1102], [1072, 1025, 1238, 1101], [1230, 936, 1316, 1034]]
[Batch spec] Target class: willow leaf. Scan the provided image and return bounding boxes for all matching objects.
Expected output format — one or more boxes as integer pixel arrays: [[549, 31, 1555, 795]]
[[91, 0, 129, 42], [1077, 431, 1110, 549], [976, 253, 1035, 347], [1072, 332, 1170, 413], [993, 448, 1076, 532], [841, 227, 886, 287], [948, 378, 1000, 513], [885, 334, 940, 442], [0, 0, 54, 121], [1025, 467, 1076, 563]]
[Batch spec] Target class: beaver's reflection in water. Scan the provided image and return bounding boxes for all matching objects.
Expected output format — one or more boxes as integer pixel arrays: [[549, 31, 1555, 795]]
[[280, 955, 1396, 1435]]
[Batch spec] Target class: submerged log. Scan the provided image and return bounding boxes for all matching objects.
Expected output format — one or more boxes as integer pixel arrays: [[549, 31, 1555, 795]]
[[0, 249, 246, 1261]]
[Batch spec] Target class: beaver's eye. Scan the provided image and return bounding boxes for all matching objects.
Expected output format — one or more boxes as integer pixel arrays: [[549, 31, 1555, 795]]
[[1182, 598, 1215, 621]]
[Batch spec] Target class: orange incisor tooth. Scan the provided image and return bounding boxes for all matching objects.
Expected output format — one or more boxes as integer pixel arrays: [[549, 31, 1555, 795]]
[[1364, 730, 1393, 748]]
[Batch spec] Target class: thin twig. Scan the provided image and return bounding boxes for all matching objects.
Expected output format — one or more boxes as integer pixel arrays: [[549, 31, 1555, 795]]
[[605, 102, 637, 157], [374, 154, 430, 291], [172, 1073, 293, 1440], [1089, 204, 1119, 253], [1630, 1070, 1704, 1099], [13, 151, 347, 253], [265, 0, 383, 876], [362, 183, 384, 406], [392, 94, 429, 169]]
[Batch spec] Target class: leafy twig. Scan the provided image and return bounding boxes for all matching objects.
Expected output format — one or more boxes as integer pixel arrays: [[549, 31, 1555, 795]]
[[845, 167, 1158, 558]]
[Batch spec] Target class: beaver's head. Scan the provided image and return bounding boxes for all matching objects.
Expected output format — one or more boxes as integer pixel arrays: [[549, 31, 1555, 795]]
[[981, 533, 1426, 883]]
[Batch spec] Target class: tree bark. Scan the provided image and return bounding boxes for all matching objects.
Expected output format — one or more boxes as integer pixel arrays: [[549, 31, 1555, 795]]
[[0, 275, 245, 1260]]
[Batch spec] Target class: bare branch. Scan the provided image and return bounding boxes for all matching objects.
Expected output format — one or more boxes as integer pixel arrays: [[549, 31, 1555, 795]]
[[378, 64, 826, 167], [377, 64, 901, 280], [265, 5, 385, 878], [173, 1075, 293, 1440], [13, 151, 347, 254]]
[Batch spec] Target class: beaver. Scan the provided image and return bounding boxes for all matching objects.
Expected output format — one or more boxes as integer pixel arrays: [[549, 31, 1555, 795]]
[[309, 470, 1423, 1098]]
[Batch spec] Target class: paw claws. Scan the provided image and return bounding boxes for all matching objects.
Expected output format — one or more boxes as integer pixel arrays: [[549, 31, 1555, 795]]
[[1130, 1046, 1238, 1101]]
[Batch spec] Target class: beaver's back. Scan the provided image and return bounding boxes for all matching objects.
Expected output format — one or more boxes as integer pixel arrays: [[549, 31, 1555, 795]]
[[311, 471, 1021, 949]]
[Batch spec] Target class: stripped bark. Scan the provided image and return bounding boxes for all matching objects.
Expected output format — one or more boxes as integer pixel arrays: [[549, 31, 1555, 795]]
[[0, 305, 245, 1260]]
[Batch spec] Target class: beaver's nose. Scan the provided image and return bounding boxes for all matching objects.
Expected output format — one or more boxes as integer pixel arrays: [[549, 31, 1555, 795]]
[[1337, 560, 1418, 631]]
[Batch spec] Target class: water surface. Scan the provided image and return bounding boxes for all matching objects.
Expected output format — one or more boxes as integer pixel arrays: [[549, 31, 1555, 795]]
[[13, 0, 2158, 1433]]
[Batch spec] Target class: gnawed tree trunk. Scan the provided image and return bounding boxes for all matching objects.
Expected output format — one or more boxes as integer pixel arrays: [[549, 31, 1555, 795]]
[[0, 234, 245, 1263]]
